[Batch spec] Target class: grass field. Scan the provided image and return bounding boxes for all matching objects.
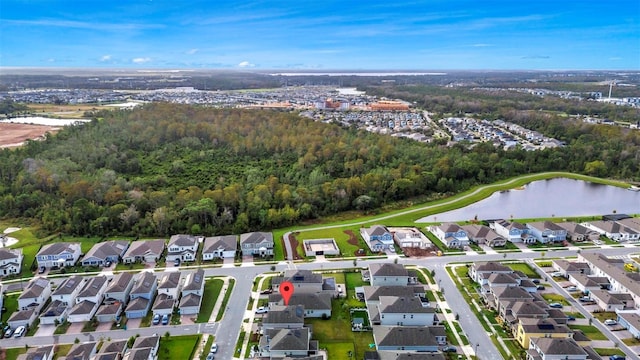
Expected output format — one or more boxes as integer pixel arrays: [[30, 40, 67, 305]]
[[196, 278, 224, 323], [567, 325, 608, 340], [505, 262, 540, 278], [157, 334, 200, 360], [216, 278, 235, 322]]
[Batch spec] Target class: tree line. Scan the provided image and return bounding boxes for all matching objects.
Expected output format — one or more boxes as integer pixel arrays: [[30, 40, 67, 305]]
[[0, 102, 636, 237]]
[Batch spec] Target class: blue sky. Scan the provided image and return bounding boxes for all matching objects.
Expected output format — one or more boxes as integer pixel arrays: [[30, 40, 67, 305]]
[[1, 0, 639, 70]]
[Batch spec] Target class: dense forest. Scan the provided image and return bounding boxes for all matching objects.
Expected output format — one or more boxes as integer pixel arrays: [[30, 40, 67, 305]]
[[0, 100, 638, 237]]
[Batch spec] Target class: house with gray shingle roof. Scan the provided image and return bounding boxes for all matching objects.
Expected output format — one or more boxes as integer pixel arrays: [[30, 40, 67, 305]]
[[369, 263, 416, 287], [360, 225, 394, 252], [555, 222, 599, 242], [262, 305, 305, 330], [122, 239, 165, 264], [0, 247, 23, 277], [81, 240, 129, 267], [259, 328, 313, 358], [272, 269, 324, 294], [36, 242, 81, 268], [95, 301, 123, 323], [589, 289, 634, 311], [578, 252, 640, 310], [51, 275, 85, 306], [157, 272, 181, 299], [16, 345, 54, 360], [582, 220, 640, 242], [131, 335, 159, 358], [67, 299, 99, 323], [152, 293, 175, 317], [373, 326, 446, 351], [122, 347, 153, 360], [75, 275, 108, 305], [98, 339, 128, 358], [125, 272, 157, 318], [240, 232, 274, 257], [104, 272, 134, 303], [61, 342, 97, 360], [40, 299, 68, 325], [18, 277, 51, 311], [527, 337, 587, 360], [372, 296, 436, 326], [179, 269, 204, 315], [8, 307, 37, 329], [429, 223, 469, 249], [492, 220, 534, 243], [202, 235, 237, 260], [166, 234, 199, 263], [469, 261, 514, 285], [361, 286, 425, 305], [617, 311, 640, 339], [269, 292, 332, 318], [462, 224, 507, 247], [526, 221, 567, 244]]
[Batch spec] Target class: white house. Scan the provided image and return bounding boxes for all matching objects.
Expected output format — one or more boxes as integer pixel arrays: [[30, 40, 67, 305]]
[[374, 296, 436, 326], [429, 223, 469, 248], [104, 272, 135, 303], [269, 293, 332, 318], [582, 220, 640, 242], [67, 300, 100, 323], [202, 235, 237, 260], [527, 338, 587, 360], [491, 220, 535, 243], [166, 234, 199, 262], [240, 232, 274, 257], [373, 326, 446, 352], [157, 272, 181, 299], [369, 263, 416, 287], [0, 248, 23, 277], [50, 275, 86, 306], [122, 239, 165, 264], [40, 299, 68, 325], [18, 277, 51, 311], [388, 227, 432, 249], [75, 275, 109, 305], [36, 242, 81, 268]]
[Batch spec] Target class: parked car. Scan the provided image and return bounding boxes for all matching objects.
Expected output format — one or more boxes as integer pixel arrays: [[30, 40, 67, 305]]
[[532, 279, 540, 284], [255, 306, 268, 314], [206, 352, 215, 360], [161, 314, 169, 325], [441, 346, 457, 353], [152, 314, 161, 325], [551, 272, 563, 277], [536, 285, 545, 290], [38, 266, 46, 274], [174, 259, 180, 266], [210, 343, 218, 353], [260, 289, 273, 295], [566, 286, 578, 291], [549, 303, 563, 308], [604, 319, 617, 326], [337, 285, 343, 294], [609, 355, 625, 360], [567, 315, 576, 321], [3, 327, 13, 338], [13, 326, 25, 338], [579, 296, 592, 302], [105, 260, 112, 268]]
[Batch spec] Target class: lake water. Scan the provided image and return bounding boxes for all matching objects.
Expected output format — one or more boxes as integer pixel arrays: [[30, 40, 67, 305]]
[[416, 178, 640, 223]]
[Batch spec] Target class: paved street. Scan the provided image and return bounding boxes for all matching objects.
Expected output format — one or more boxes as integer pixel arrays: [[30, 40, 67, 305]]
[[1, 247, 638, 360]]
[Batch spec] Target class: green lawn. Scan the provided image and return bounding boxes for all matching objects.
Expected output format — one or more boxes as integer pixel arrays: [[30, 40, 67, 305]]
[[196, 278, 224, 323], [1, 294, 19, 324], [294, 226, 374, 258], [306, 298, 374, 360], [567, 325, 608, 340], [594, 347, 626, 356], [216, 278, 235, 322], [505, 262, 540, 278], [157, 335, 200, 360], [200, 336, 215, 360], [592, 311, 617, 322], [541, 294, 570, 305], [4, 347, 26, 360]]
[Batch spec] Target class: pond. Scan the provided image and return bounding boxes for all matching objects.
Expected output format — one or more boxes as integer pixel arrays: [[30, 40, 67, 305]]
[[417, 178, 640, 223]]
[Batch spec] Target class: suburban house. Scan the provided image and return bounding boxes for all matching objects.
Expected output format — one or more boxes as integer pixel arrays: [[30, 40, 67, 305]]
[[551, 260, 590, 278], [240, 232, 274, 257], [16, 345, 54, 360], [272, 269, 324, 294], [179, 269, 205, 315], [122, 239, 165, 264], [262, 305, 305, 330], [122, 348, 153, 360], [491, 220, 536, 243], [130, 335, 160, 359], [515, 318, 573, 349], [58, 341, 98, 360], [371, 296, 436, 326], [75, 275, 109, 305], [567, 273, 610, 294], [373, 326, 446, 352], [104, 272, 135, 303], [67, 299, 100, 323], [555, 222, 599, 242], [388, 227, 432, 249], [152, 293, 175, 317], [125, 272, 157, 318], [360, 225, 395, 252], [40, 299, 68, 325], [95, 301, 123, 323], [81, 240, 129, 267], [527, 337, 587, 360], [259, 328, 314, 358], [202, 235, 237, 260], [153, 272, 181, 316], [96, 339, 128, 360], [8, 308, 37, 329], [166, 234, 199, 263], [589, 289, 634, 311], [36, 242, 81, 268], [429, 223, 469, 249], [0, 247, 23, 276], [501, 301, 549, 326], [18, 277, 51, 311], [462, 224, 507, 247], [526, 221, 567, 244], [581, 220, 640, 242], [368, 263, 416, 287], [578, 252, 640, 309], [62, 342, 97, 360], [50, 275, 86, 306], [616, 311, 640, 339], [469, 262, 514, 285], [269, 292, 332, 318], [361, 286, 426, 305]]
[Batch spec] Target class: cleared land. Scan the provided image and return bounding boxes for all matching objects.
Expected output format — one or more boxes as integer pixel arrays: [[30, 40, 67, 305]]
[[0, 123, 58, 148]]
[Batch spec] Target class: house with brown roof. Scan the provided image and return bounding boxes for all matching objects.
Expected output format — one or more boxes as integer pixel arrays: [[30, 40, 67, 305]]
[[81, 240, 129, 267], [61, 342, 97, 360], [202, 235, 237, 260], [36, 242, 81, 268], [104, 272, 135, 303], [555, 222, 599, 242], [462, 224, 507, 247]]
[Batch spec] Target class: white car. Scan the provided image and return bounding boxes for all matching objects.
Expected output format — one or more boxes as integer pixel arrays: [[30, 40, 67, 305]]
[[255, 306, 268, 314], [604, 319, 617, 326], [566, 286, 578, 291], [13, 326, 25, 338], [210, 343, 218, 353]]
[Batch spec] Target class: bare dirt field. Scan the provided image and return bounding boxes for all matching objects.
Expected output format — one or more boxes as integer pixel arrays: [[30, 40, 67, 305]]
[[0, 123, 58, 148]]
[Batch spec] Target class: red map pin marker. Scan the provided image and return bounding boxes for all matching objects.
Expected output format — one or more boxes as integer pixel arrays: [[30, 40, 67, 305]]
[[280, 281, 294, 305]]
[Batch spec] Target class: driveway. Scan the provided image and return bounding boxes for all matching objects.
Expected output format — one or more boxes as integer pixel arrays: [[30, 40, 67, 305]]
[[66, 322, 85, 334], [35, 324, 56, 337], [127, 318, 142, 329], [96, 322, 112, 332]]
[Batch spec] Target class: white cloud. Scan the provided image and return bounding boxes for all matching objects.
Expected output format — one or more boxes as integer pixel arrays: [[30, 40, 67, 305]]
[[100, 55, 112, 62], [132, 57, 151, 64], [47, 58, 55, 62], [186, 48, 199, 55], [238, 61, 255, 68], [471, 43, 492, 47]]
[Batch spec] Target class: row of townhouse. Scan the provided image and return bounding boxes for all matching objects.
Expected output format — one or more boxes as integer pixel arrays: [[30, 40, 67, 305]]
[[469, 262, 603, 360], [360, 226, 433, 252], [581, 217, 640, 242], [7, 269, 206, 330], [19, 334, 162, 360], [35, 231, 275, 269]]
